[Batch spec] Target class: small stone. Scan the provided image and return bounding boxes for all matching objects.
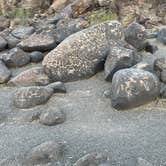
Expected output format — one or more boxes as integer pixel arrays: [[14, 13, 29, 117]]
[[2, 47, 30, 68], [39, 108, 66, 126], [0, 60, 11, 83], [26, 141, 64, 165], [30, 51, 44, 63], [0, 36, 7, 51], [157, 28, 166, 45]]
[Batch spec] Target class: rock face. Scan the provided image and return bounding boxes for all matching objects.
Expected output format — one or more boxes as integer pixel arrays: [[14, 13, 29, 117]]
[[8, 67, 50, 87], [18, 33, 57, 52], [0, 36, 7, 51], [111, 69, 160, 110], [125, 23, 147, 51], [26, 141, 64, 165], [104, 46, 135, 81], [43, 21, 124, 82], [0, 60, 11, 83], [2, 47, 30, 68], [157, 28, 166, 45]]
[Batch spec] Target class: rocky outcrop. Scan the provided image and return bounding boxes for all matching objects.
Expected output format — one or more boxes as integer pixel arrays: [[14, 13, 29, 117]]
[[42, 21, 124, 82]]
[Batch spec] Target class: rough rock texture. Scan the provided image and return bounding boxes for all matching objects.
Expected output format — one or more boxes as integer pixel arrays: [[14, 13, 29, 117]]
[[0, 36, 7, 51], [5, 34, 21, 49], [157, 28, 166, 45], [30, 51, 44, 63], [136, 158, 153, 166], [111, 68, 160, 110], [104, 46, 135, 81], [18, 33, 57, 52], [0, 16, 10, 31], [0, 60, 11, 83], [2, 47, 30, 68], [25, 141, 64, 165], [42, 21, 124, 82], [8, 67, 50, 87]]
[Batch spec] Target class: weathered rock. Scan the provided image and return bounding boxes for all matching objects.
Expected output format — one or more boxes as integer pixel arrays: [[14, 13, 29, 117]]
[[111, 69, 160, 110], [73, 152, 108, 166], [0, 28, 11, 39], [18, 33, 57, 52], [39, 108, 65, 126], [43, 21, 124, 82], [104, 46, 135, 81], [46, 82, 66, 93], [5, 34, 21, 49], [54, 18, 89, 43], [157, 28, 166, 45], [125, 23, 147, 51], [30, 51, 44, 63], [26, 141, 64, 165], [11, 26, 35, 39], [49, 0, 68, 11], [13, 81, 66, 108], [0, 36, 7, 51], [0, 16, 10, 31], [2, 47, 30, 68], [98, 0, 111, 7], [136, 158, 153, 166], [132, 61, 153, 73], [145, 42, 158, 54], [8, 67, 50, 87], [0, 60, 11, 83]]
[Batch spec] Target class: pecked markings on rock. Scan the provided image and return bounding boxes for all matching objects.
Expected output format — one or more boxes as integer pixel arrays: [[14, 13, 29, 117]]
[[42, 21, 124, 82], [13, 82, 66, 109]]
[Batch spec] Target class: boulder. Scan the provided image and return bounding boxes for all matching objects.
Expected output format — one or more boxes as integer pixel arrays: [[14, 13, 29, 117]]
[[0, 60, 11, 83], [8, 67, 50, 87], [11, 26, 35, 39], [0, 36, 7, 51], [111, 69, 160, 109], [104, 46, 135, 81], [2, 47, 30, 68], [157, 28, 166, 45], [18, 33, 57, 52], [30, 51, 44, 63], [125, 22, 147, 51], [42, 21, 124, 82], [25, 141, 64, 165]]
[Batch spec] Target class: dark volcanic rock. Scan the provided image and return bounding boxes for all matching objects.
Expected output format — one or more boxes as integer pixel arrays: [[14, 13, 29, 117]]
[[0, 36, 7, 51], [0, 60, 11, 83], [5, 34, 21, 49], [73, 152, 108, 166], [125, 22, 147, 51], [104, 46, 135, 81], [11, 26, 35, 39], [18, 33, 57, 52], [2, 47, 30, 68], [111, 69, 160, 110], [39, 108, 66, 126], [43, 21, 124, 82], [26, 141, 64, 165], [8, 67, 50, 87], [30, 51, 44, 63], [157, 28, 166, 45]]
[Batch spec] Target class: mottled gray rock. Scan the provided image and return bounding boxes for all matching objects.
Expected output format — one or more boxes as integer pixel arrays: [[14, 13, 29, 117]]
[[39, 108, 65, 126], [54, 18, 89, 43], [11, 26, 35, 39], [161, 70, 166, 83], [0, 36, 7, 51], [5, 34, 21, 49], [0, 16, 10, 31], [2, 47, 30, 68], [46, 82, 66, 93], [145, 42, 158, 54], [0, 60, 11, 83], [30, 51, 44, 63], [157, 28, 166, 45], [8, 67, 50, 87], [26, 141, 64, 165], [104, 46, 135, 81], [18, 33, 57, 52], [136, 158, 153, 166], [125, 22, 147, 51], [73, 152, 108, 166], [43, 21, 124, 82], [0, 28, 11, 39], [111, 69, 160, 109]]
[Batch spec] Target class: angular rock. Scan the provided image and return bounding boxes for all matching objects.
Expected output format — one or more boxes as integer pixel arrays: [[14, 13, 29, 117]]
[[18, 33, 57, 52], [125, 23, 147, 51], [43, 21, 124, 82], [73, 152, 108, 166], [104, 46, 135, 81], [0, 60, 11, 83], [0, 36, 7, 51], [26, 141, 64, 165], [13, 82, 66, 108], [157, 28, 166, 45], [11, 26, 35, 39], [2, 47, 30, 68], [5, 34, 21, 49], [111, 69, 160, 109], [30, 51, 44, 63], [39, 108, 65, 126], [8, 67, 50, 87]]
